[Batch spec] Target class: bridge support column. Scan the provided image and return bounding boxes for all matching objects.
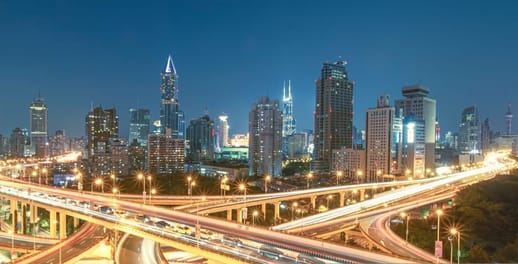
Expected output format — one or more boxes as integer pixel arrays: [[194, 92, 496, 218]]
[[73, 217, 80, 229], [274, 202, 280, 224], [261, 203, 266, 220], [360, 189, 365, 201], [50, 210, 57, 238], [10, 199, 17, 224], [29, 204, 37, 224], [310, 196, 316, 211], [59, 212, 66, 239], [21, 204, 27, 234], [339, 192, 345, 207], [237, 209, 243, 224], [226, 209, 232, 221]]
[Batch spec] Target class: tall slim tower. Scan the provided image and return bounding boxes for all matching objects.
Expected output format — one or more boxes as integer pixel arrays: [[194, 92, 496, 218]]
[[160, 54, 185, 139], [187, 115, 216, 163], [249, 96, 283, 177], [312, 60, 354, 172], [282, 80, 296, 137], [505, 103, 513, 135], [30, 95, 48, 157], [458, 106, 480, 153], [129, 108, 151, 146], [217, 113, 230, 150]]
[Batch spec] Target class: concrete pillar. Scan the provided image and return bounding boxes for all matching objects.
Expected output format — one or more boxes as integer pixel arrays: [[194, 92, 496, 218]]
[[310, 196, 316, 210], [237, 209, 243, 224], [73, 217, 80, 229], [226, 209, 232, 221], [360, 189, 365, 201], [261, 203, 266, 220], [10, 199, 17, 222], [21, 204, 27, 234], [274, 202, 280, 223], [339, 192, 345, 207], [59, 213, 66, 239], [50, 210, 57, 238], [30, 204, 37, 223]]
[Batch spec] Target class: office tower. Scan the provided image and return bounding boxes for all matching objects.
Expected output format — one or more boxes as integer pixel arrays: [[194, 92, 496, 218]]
[[85, 106, 119, 158], [128, 139, 147, 174], [365, 95, 395, 182], [312, 60, 354, 172], [109, 138, 129, 176], [9, 128, 26, 158], [49, 130, 66, 156], [282, 80, 296, 155], [458, 106, 480, 154], [332, 147, 366, 182], [148, 131, 185, 174], [129, 108, 151, 146], [481, 118, 491, 154], [29, 96, 48, 157], [249, 96, 283, 177], [160, 54, 185, 139], [401, 115, 426, 177], [230, 134, 249, 147], [217, 113, 230, 151], [186, 115, 215, 163], [505, 103, 513, 135], [395, 85, 436, 174]]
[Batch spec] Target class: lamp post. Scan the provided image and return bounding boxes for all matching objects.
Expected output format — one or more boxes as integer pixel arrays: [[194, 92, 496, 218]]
[[112, 187, 120, 199], [264, 175, 271, 193], [32, 217, 39, 251], [76, 172, 82, 192], [110, 174, 116, 191], [376, 169, 382, 183], [95, 178, 104, 193], [8, 229, 14, 262], [239, 183, 247, 223], [450, 228, 461, 264], [252, 210, 259, 226], [336, 171, 343, 185], [357, 170, 363, 184], [147, 175, 153, 203], [400, 212, 409, 243], [326, 195, 333, 210], [436, 209, 444, 263], [138, 173, 146, 205], [31, 170, 37, 184], [150, 188, 156, 203], [448, 235, 454, 264], [187, 176, 192, 197], [306, 173, 313, 189], [292, 202, 298, 221]]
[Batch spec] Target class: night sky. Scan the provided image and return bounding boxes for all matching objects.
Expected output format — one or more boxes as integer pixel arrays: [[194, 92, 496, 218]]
[[1, 1, 517, 138]]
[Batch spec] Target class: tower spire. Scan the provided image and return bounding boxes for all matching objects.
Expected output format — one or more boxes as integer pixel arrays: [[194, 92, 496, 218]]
[[164, 54, 176, 74], [505, 102, 513, 135]]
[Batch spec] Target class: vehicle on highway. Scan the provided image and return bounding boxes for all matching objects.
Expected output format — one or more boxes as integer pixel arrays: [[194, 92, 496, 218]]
[[175, 224, 194, 235], [78, 201, 90, 208], [222, 235, 243, 247], [134, 214, 151, 223], [200, 229, 216, 240], [98, 206, 114, 214], [296, 253, 325, 264], [259, 244, 283, 261], [114, 209, 127, 218], [154, 220, 171, 229]]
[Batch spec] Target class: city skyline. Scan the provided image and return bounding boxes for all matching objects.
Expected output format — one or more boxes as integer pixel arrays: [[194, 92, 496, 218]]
[[1, 1, 518, 138]]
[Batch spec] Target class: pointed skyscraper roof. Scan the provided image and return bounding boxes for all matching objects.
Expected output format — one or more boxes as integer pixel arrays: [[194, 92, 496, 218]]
[[164, 54, 176, 74]]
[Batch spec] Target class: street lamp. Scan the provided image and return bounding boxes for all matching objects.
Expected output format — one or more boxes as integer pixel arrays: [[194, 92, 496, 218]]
[[31, 170, 37, 184], [400, 212, 409, 243], [94, 178, 104, 193], [112, 187, 120, 199], [150, 188, 157, 203], [138, 173, 146, 204], [336, 171, 343, 185], [306, 173, 313, 189], [220, 176, 229, 198], [450, 228, 461, 264], [110, 174, 116, 190], [147, 175, 153, 203], [76, 172, 83, 192], [376, 169, 382, 183], [436, 209, 444, 263], [187, 176, 193, 197], [239, 183, 247, 223], [264, 175, 271, 193], [8, 229, 14, 261], [42, 167, 48, 185], [448, 235, 454, 264], [292, 202, 298, 221], [326, 195, 333, 210], [252, 210, 259, 226], [357, 170, 363, 184]]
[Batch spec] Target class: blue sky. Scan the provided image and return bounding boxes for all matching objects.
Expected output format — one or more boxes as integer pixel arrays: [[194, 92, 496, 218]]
[[0, 0, 517, 138]]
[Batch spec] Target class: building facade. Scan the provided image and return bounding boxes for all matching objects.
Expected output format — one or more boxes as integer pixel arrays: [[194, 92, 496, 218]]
[[332, 147, 366, 182], [217, 113, 230, 151], [85, 106, 119, 158], [312, 60, 354, 172], [282, 80, 296, 155], [129, 108, 151, 147], [458, 106, 480, 154], [365, 95, 394, 182], [30, 96, 48, 157], [248, 96, 283, 177], [159, 54, 185, 139], [148, 132, 185, 174], [186, 115, 216, 163]]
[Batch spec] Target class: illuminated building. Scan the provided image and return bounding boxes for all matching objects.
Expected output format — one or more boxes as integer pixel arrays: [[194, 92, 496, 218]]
[[332, 147, 365, 182], [85, 106, 119, 158], [128, 139, 146, 174], [312, 60, 354, 172], [217, 113, 230, 151], [505, 103, 513, 135], [186, 115, 215, 163], [365, 95, 395, 182], [9, 128, 25, 158], [458, 106, 480, 154], [49, 130, 66, 156], [129, 108, 151, 146], [230, 134, 249, 147], [159, 54, 185, 139], [249, 96, 283, 177], [395, 85, 436, 172], [282, 80, 296, 155], [401, 115, 425, 177], [480, 118, 491, 154], [29, 95, 48, 157], [148, 130, 185, 174]]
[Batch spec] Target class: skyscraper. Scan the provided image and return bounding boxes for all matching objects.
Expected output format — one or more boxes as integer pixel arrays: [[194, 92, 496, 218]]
[[217, 113, 230, 151], [282, 80, 296, 156], [312, 60, 354, 172], [458, 106, 480, 154], [129, 108, 151, 146], [249, 96, 283, 177], [481, 118, 491, 154], [160, 54, 185, 139], [395, 85, 436, 174], [186, 115, 216, 163], [30, 95, 48, 157], [505, 103, 513, 135], [9, 128, 25, 158], [85, 106, 119, 158], [148, 132, 185, 174], [365, 95, 394, 182]]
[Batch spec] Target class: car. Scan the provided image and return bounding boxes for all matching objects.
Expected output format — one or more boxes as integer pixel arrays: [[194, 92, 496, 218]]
[[175, 224, 193, 235], [222, 235, 243, 247], [200, 229, 216, 240], [154, 220, 171, 229], [134, 214, 151, 223], [99, 206, 114, 214], [115, 209, 127, 218], [79, 201, 90, 208]]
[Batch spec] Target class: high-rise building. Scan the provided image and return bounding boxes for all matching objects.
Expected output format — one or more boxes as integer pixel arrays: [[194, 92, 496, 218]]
[[129, 108, 151, 146], [49, 130, 66, 156], [505, 103, 513, 135], [458, 106, 480, 154], [109, 138, 129, 176], [230, 134, 249, 147], [332, 147, 366, 182], [9, 128, 26, 158], [186, 115, 215, 163], [395, 85, 436, 173], [401, 115, 426, 177], [481, 118, 491, 154], [148, 131, 185, 174], [217, 113, 230, 151], [159, 54, 185, 139], [365, 95, 395, 182], [85, 106, 119, 158], [282, 80, 296, 155], [312, 60, 354, 172], [249, 96, 283, 177], [30, 96, 48, 157], [128, 139, 147, 175]]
